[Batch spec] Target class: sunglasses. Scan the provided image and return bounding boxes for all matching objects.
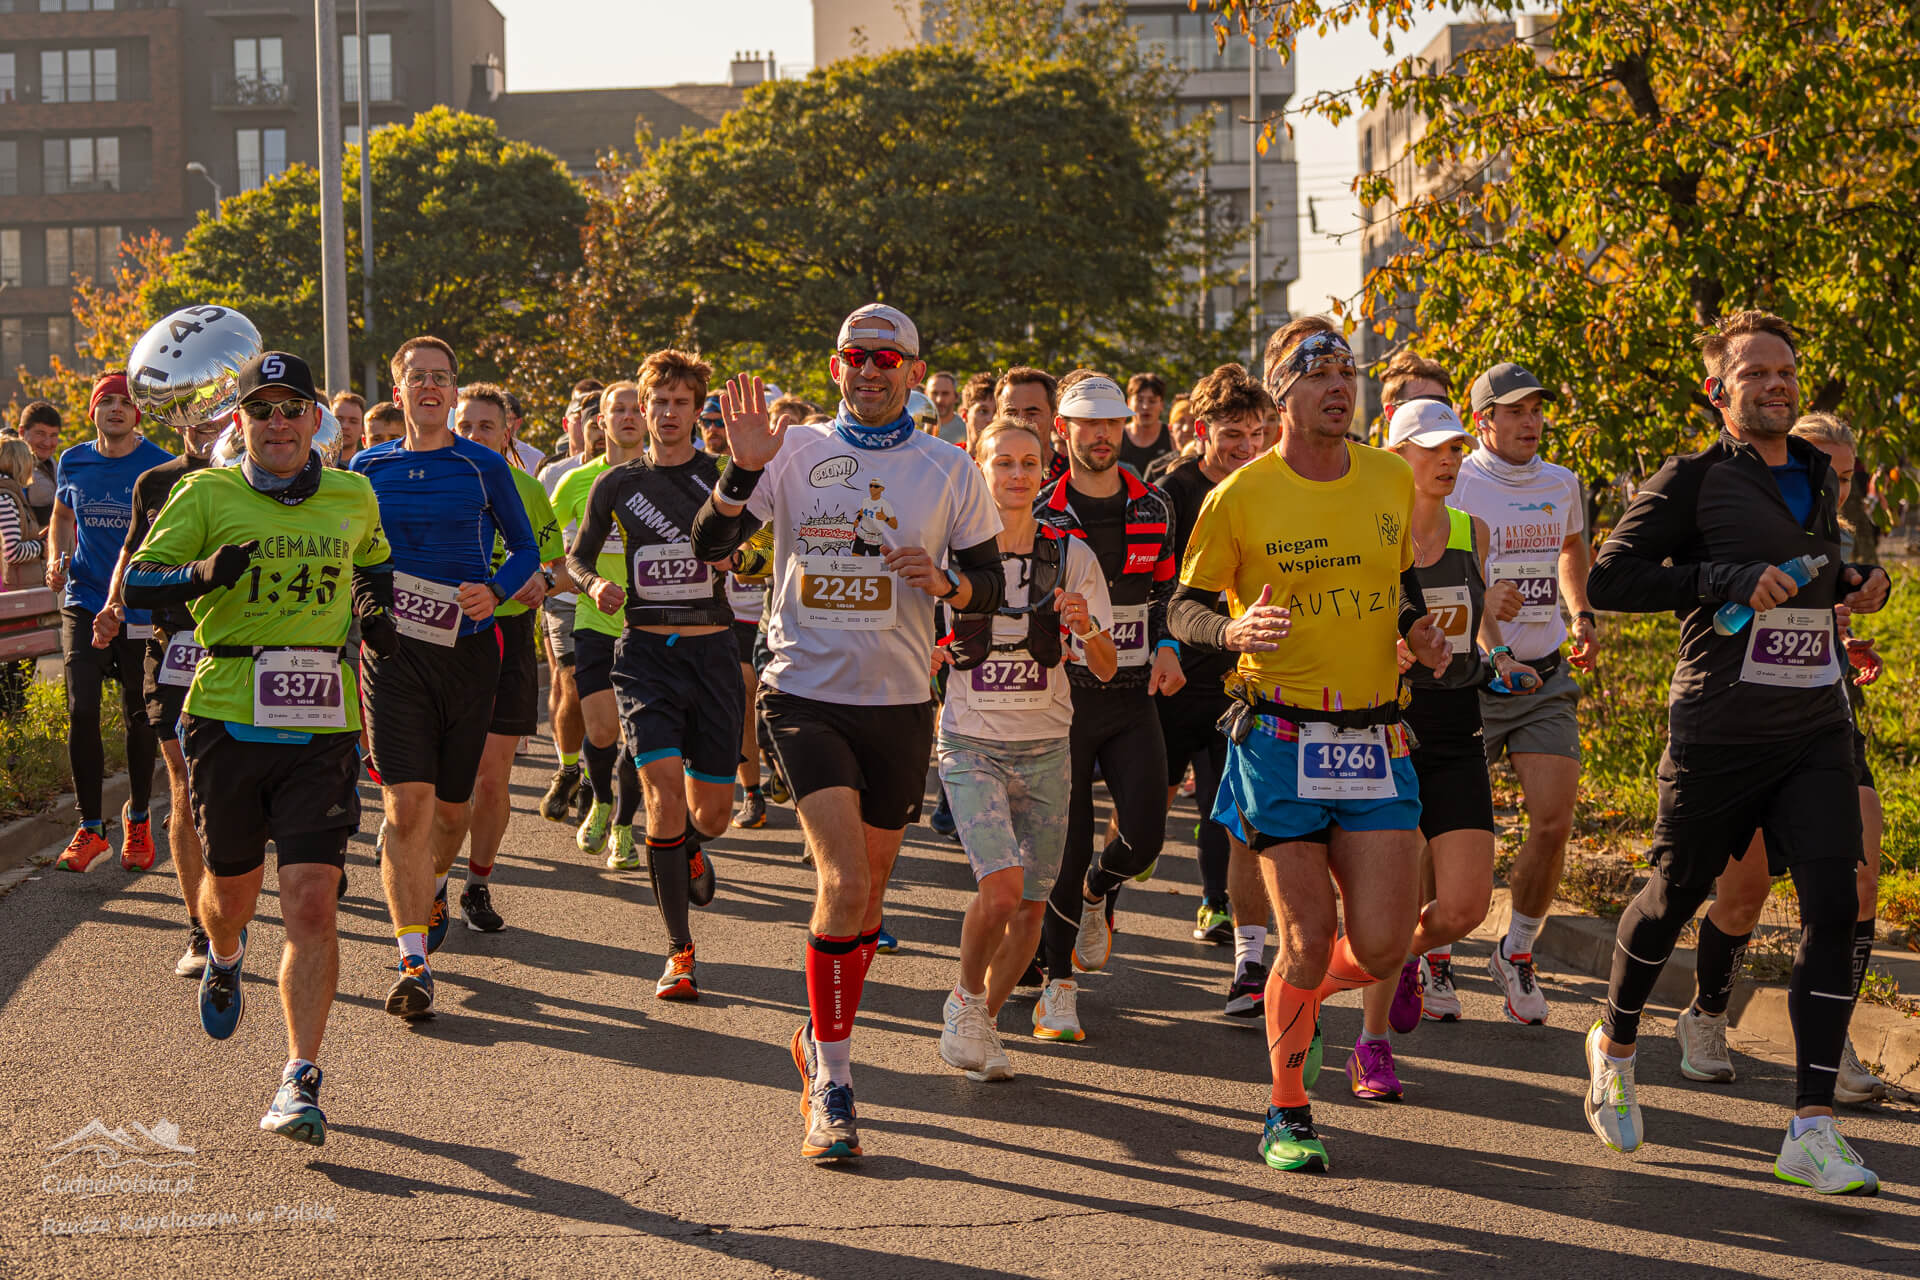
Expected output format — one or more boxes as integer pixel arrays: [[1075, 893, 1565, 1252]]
[[837, 346, 911, 371], [239, 398, 313, 421], [402, 370, 456, 389]]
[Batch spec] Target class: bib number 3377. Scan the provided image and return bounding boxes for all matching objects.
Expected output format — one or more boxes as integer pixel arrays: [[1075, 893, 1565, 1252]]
[[252, 649, 347, 729], [1296, 724, 1396, 799]]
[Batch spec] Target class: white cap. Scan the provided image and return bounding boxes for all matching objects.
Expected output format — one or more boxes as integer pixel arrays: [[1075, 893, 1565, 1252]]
[[1057, 375, 1130, 420], [1386, 399, 1472, 449], [836, 303, 920, 357]]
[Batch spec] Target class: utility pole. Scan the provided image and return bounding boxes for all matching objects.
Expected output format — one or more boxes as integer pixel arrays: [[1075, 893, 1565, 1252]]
[[315, 0, 349, 395], [356, 0, 376, 401], [1248, 22, 1262, 369]]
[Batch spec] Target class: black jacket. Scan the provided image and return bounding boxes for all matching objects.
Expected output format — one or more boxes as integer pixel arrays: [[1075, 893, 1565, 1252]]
[[1588, 432, 1876, 745], [1034, 468, 1176, 693]]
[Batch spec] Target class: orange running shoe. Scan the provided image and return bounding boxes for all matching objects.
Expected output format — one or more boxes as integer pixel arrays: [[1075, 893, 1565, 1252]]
[[120, 803, 156, 871], [56, 826, 112, 873], [655, 946, 698, 1000]]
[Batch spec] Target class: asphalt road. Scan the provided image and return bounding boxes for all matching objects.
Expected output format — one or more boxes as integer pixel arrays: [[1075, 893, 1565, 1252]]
[[2, 741, 1916, 1279]]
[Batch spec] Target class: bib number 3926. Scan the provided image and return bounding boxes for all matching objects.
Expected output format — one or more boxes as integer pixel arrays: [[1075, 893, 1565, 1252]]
[[1739, 608, 1839, 688], [252, 649, 347, 729], [391, 572, 462, 647], [1296, 723, 1396, 799], [797, 556, 897, 631]]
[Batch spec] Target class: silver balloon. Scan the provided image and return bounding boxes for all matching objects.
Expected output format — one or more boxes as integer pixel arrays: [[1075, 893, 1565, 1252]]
[[126, 304, 263, 430], [210, 422, 247, 468], [907, 388, 936, 425], [211, 403, 341, 469]]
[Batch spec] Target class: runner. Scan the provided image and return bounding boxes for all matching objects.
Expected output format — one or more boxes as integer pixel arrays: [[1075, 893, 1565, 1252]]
[[1152, 365, 1275, 1014], [1373, 351, 1453, 448], [1675, 412, 1908, 1104], [451, 382, 565, 932], [1119, 372, 1172, 476], [997, 367, 1067, 484], [1169, 317, 1451, 1173], [691, 302, 1004, 1161], [550, 383, 646, 868], [350, 336, 538, 1019], [330, 391, 365, 465], [568, 349, 740, 999], [47, 373, 169, 871], [1030, 371, 1184, 1042], [1447, 360, 1594, 1025], [362, 403, 406, 449], [124, 350, 392, 1144], [1350, 399, 1539, 1096], [926, 370, 969, 446], [1584, 310, 1890, 1193], [535, 389, 603, 822], [936, 414, 1115, 1077], [699, 393, 774, 827], [961, 373, 996, 451]]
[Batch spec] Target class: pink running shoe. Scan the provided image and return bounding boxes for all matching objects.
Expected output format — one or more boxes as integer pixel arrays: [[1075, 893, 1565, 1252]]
[[1346, 1038, 1404, 1100], [1387, 956, 1424, 1034]]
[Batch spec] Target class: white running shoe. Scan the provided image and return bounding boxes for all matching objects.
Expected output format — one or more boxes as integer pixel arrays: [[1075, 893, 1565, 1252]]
[[1032, 979, 1085, 1042], [1584, 1021, 1643, 1153], [966, 1023, 1015, 1082], [1835, 1039, 1894, 1105], [1774, 1116, 1878, 1196], [1073, 895, 1111, 973], [1676, 1007, 1735, 1082], [939, 988, 994, 1072], [1489, 944, 1549, 1025], [1421, 954, 1462, 1022]]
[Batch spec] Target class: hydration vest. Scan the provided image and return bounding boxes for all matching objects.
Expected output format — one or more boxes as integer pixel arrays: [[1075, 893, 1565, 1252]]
[[948, 526, 1066, 671]]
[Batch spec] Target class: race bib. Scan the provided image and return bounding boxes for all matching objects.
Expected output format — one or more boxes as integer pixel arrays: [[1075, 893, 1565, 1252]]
[[125, 624, 155, 642], [1739, 608, 1840, 688], [1489, 557, 1559, 625], [1423, 584, 1474, 655], [157, 636, 207, 688], [252, 648, 347, 729], [391, 572, 462, 647], [633, 542, 711, 602], [726, 577, 764, 615], [969, 654, 1050, 709], [797, 556, 897, 631], [1296, 723, 1396, 799], [1105, 603, 1150, 668]]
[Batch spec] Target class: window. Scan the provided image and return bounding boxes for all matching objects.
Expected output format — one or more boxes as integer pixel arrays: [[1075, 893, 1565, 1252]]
[[0, 230, 20, 287], [0, 52, 15, 105], [342, 33, 392, 101], [40, 0, 115, 10], [1, 319, 22, 378], [43, 136, 121, 193], [1136, 11, 1258, 72], [0, 141, 16, 196], [45, 225, 121, 283], [233, 37, 284, 85], [236, 127, 286, 191], [47, 316, 72, 363], [40, 48, 117, 103]]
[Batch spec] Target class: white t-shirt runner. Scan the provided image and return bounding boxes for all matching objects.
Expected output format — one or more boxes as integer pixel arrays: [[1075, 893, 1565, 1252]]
[[1448, 449, 1585, 661], [941, 536, 1111, 742], [747, 424, 1002, 706]]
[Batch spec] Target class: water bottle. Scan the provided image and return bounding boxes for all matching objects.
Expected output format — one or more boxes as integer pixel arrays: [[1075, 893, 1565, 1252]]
[[1712, 554, 1828, 636]]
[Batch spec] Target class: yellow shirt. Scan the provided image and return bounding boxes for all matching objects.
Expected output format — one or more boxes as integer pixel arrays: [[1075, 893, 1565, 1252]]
[[1180, 442, 1414, 711]]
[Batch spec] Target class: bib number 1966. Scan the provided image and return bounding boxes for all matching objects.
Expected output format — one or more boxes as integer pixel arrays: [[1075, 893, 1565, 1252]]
[[1296, 723, 1396, 799]]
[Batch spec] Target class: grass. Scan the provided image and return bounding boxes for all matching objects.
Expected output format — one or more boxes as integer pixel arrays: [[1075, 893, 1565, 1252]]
[[0, 675, 126, 822]]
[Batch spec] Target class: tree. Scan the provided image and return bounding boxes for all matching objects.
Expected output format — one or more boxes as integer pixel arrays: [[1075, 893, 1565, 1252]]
[[1223, 0, 1920, 494]]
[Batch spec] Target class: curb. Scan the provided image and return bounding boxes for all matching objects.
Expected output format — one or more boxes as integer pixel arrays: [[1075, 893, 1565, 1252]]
[[0, 771, 140, 891]]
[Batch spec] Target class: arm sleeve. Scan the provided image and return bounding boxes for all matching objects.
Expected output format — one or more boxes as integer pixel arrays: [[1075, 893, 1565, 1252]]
[[1170, 582, 1232, 650], [125, 482, 208, 607], [566, 470, 618, 599], [690, 493, 765, 563], [1398, 565, 1428, 637], [1588, 458, 1752, 613], [484, 454, 539, 597], [952, 537, 1005, 616], [1148, 495, 1179, 647], [123, 472, 156, 553], [123, 559, 207, 608]]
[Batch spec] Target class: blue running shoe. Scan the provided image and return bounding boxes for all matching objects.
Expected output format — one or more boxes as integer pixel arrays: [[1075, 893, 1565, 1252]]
[[260, 1061, 326, 1146], [385, 957, 435, 1020], [874, 926, 898, 955], [792, 1021, 862, 1160], [199, 927, 247, 1040], [426, 880, 450, 954]]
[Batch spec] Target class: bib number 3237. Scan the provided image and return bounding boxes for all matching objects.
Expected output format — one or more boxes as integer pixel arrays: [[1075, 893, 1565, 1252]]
[[1296, 723, 1396, 799], [391, 572, 462, 647], [252, 649, 347, 729]]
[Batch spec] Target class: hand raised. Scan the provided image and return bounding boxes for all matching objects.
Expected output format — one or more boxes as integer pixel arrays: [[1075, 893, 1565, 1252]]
[[719, 374, 788, 470]]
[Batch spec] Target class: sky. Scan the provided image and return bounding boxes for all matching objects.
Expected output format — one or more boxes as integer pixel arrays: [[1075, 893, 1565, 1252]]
[[486, 0, 1452, 319]]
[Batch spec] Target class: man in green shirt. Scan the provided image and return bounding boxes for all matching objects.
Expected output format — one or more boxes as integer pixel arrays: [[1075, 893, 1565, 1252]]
[[125, 351, 395, 1147], [452, 382, 567, 930]]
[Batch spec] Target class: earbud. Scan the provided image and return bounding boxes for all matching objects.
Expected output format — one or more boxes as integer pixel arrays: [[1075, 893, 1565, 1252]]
[[1707, 377, 1726, 406]]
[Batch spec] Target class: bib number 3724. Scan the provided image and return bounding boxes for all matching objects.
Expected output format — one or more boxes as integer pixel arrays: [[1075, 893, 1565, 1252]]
[[1295, 724, 1396, 799]]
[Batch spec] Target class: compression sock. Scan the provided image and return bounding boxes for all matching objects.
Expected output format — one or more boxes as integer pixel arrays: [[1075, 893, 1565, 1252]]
[[1693, 916, 1750, 1017], [582, 739, 616, 805], [805, 932, 863, 1087], [1850, 918, 1876, 1001], [645, 832, 693, 952], [396, 927, 427, 967], [615, 754, 642, 827], [1234, 925, 1268, 980], [1312, 935, 1381, 1004], [1265, 971, 1320, 1108], [559, 750, 578, 769], [1504, 909, 1544, 961]]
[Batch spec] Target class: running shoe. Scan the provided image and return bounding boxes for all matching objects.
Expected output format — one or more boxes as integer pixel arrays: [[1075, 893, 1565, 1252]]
[[55, 825, 111, 873], [940, 988, 995, 1072], [385, 958, 435, 1020], [1421, 953, 1461, 1022], [260, 1061, 326, 1147], [1387, 957, 1424, 1034], [605, 825, 639, 871], [1676, 1007, 1735, 1083], [874, 926, 898, 954], [965, 1022, 1015, 1083], [460, 881, 504, 933], [1224, 961, 1266, 1019], [199, 928, 247, 1040], [791, 1023, 861, 1161], [175, 923, 210, 979], [1072, 894, 1112, 973], [1178, 767, 1196, 798], [1259, 1105, 1329, 1173], [539, 765, 581, 822], [577, 800, 612, 855], [426, 880, 450, 954], [1774, 1116, 1878, 1196], [763, 753, 791, 805], [1032, 979, 1084, 1042], [929, 798, 958, 839], [119, 803, 155, 871], [1192, 900, 1232, 945], [656, 946, 698, 1000], [733, 786, 768, 830], [1583, 1020, 1643, 1153], [1346, 1039, 1404, 1100], [1305, 1019, 1324, 1090], [1490, 945, 1549, 1025], [688, 838, 716, 907]]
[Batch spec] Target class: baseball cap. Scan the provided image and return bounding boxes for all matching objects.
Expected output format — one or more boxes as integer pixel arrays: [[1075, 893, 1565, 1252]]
[[235, 351, 319, 402], [1469, 362, 1557, 413], [1386, 399, 1473, 450], [1057, 375, 1131, 420], [836, 303, 920, 357]]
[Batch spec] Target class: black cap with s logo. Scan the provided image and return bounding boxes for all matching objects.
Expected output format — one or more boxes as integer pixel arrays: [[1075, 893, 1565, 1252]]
[[235, 350, 320, 401]]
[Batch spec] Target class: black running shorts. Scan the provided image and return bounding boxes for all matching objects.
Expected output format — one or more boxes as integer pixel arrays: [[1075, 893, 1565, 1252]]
[[141, 636, 190, 745], [1405, 686, 1495, 837], [1156, 691, 1229, 787], [489, 610, 539, 737], [760, 689, 934, 830], [574, 628, 616, 698], [542, 602, 575, 667], [613, 629, 745, 785], [362, 627, 501, 803], [183, 714, 357, 877], [730, 621, 759, 667]]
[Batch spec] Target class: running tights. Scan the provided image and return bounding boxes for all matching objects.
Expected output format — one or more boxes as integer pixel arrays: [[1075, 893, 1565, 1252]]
[[65, 646, 154, 823], [583, 738, 641, 825]]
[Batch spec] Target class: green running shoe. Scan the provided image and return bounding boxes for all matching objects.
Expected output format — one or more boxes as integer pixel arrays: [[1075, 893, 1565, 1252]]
[[1192, 901, 1232, 944], [577, 801, 612, 855], [1260, 1105, 1329, 1173], [1304, 1019, 1324, 1090], [605, 824, 639, 870]]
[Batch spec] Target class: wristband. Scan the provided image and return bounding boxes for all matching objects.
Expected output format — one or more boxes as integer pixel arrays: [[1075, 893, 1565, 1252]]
[[1575, 610, 1596, 624], [1155, 638, 1181, 656], [717, 460, 763, 505], [1489, 645, 1513, 660]]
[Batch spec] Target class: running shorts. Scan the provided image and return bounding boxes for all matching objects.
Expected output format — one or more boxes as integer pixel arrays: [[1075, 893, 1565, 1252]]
[[612, 629, 745, 785], [489, 610, 539, 737], [760, 689, 934, 830], [1213, 714, 1420, 847], [1404, 686, 1495, 837], [362, 627, 501, 803], [183, 714, 357, 877], [574, 628, 615, 699]]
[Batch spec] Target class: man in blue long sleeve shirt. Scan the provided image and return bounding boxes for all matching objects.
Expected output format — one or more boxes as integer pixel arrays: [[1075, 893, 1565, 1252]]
[[349, 335, 537, 1020]]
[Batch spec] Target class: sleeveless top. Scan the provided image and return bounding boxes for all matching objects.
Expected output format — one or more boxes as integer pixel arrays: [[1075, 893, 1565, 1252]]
[[1412, 506, 1485, 692]]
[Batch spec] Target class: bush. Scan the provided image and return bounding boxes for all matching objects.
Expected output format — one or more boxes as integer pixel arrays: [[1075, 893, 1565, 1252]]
[[0, 674, 125, 821]]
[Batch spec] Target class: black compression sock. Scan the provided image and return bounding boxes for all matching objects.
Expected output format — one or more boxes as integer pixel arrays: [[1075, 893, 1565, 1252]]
[[615, 753, 641, 826], [1693, 916, 1750, 1017], [582, 739, 616, 805], [646, 831, 693, 951], [1851, 918, 1876, 1001]]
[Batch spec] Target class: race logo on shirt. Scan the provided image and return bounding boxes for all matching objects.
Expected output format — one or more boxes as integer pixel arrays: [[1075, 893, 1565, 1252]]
[[1375, 510, 1403, 548], [795, 500, 860, 554]]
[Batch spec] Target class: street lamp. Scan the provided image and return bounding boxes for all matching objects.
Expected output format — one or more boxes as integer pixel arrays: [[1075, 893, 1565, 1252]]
[[185, 162, 222, 220]]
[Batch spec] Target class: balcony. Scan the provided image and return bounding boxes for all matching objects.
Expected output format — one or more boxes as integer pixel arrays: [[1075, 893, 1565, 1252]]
[[343, 63, 404, 106], [0, 166, 16, 196], [40, 159, 152, 195], [212, 70, 295, 109], [0, 0, 176, 10]]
